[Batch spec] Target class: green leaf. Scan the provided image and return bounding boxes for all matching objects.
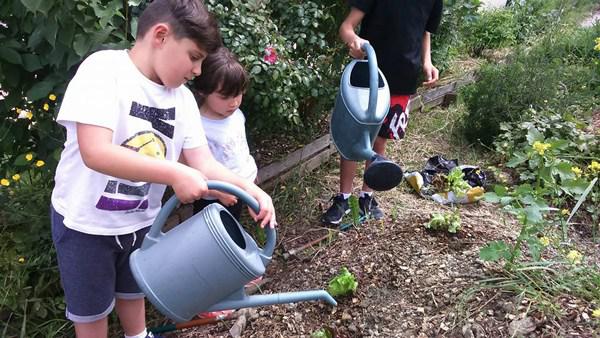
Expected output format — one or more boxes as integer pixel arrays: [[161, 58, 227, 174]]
[[561, 178, 593, 196], [44, 18, 59, 47], [73, 33, 93, 57], [506, 152, 527, 168], [523, 205, 543, 223], [22, 54, 43, 72], [250, 65, 262, 74], [26, 80, 54, 101], [480, 241, 511, 262], [14, 153, 35, 166], [20, 0, 43, 13], [526, 127, 544, 144], [327, 267, 357, 297], [0, 46, 23, 65], [484, 192, 500, 203], [554, 161, 575, 181]]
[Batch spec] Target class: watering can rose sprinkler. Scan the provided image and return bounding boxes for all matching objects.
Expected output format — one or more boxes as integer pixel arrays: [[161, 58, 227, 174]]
[[129, 181, 337, 323], [330, 42, 403, 191]]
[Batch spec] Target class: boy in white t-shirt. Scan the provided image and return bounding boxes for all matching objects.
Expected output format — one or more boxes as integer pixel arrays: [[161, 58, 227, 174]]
[[191, 47, 257, 220], [50, 1, 276, 337]]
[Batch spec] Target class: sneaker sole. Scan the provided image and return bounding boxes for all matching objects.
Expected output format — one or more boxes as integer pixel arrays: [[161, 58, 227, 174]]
[[322, 209, 350, 225]]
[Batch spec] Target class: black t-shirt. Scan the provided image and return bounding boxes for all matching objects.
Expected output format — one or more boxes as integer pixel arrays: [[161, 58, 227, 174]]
[[349, 0, 443, 95]]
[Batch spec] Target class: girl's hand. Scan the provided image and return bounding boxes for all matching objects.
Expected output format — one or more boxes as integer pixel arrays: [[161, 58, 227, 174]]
[[215, 192, 238, 207]]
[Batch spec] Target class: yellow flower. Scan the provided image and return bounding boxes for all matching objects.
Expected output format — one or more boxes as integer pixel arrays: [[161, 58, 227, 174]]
[[12, 174, 20, 181], [18, 110, 33, 120], [1, 178, 9, 186], [35, 160, 45, 167], [595, 37, 600, 52], [561, 209, 569, 216], [539, 236, 550, 247], [593, 308, 600, 318], [25, 153, 33, 161], [43, 103, 49, 111], [18, 257, 25, 264], [532, 141, 551, 155], [571, 166, 582, 177], [49, 94, 57, 101], [566, 250, 582, 264], [589, 160, 600, 174]]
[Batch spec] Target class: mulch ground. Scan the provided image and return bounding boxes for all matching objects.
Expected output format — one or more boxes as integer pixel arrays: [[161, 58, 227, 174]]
[[157, 102, 600, 337]]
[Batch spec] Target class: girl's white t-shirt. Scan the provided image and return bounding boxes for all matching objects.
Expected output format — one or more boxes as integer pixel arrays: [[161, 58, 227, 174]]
[[201, 109, 257, 183], [51, 49, 207, 235]]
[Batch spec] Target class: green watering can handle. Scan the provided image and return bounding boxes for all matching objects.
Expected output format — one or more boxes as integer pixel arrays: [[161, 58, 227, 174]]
[[143, 180, 276, 257], [361, 42, 379, 123]]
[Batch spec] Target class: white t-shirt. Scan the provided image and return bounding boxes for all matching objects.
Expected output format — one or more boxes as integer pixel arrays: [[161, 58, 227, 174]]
[[51, 49, 207, 236], [201, 109, 257, 183]]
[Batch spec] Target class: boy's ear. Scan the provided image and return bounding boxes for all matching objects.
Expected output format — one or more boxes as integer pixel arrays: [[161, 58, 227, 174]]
[[149, 23, 170, 46]]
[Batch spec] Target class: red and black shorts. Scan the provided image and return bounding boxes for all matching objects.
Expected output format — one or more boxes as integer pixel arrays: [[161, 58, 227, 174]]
[[378, 95, 411, 140]]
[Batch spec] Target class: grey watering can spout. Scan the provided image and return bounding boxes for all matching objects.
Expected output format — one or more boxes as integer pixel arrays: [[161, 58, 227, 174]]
[[330, 43, 403, 191], [206, 289, 337, 312], [130, 181, 336, 323]]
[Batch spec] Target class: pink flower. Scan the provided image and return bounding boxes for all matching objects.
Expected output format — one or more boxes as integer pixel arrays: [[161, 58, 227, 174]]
[[263, 46, 278, 65]]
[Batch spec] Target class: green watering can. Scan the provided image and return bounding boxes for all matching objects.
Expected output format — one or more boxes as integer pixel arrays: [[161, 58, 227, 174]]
[[330, 43, 403, 191], [130, 181, 336, 322]]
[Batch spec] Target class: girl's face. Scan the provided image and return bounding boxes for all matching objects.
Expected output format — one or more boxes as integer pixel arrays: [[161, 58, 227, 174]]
[[202, 90, 243, 119]]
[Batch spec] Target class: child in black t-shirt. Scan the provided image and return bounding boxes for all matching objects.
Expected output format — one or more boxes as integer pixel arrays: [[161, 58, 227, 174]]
[[322, 0, 443, 225]]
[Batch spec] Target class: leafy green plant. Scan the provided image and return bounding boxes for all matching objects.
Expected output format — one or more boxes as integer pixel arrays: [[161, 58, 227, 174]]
[[311, 327, 334, 338], [462, 9, 517, 56], [424, 209, 461, 233], [348, 195, 361, 227], [327, 267, 358, 298]]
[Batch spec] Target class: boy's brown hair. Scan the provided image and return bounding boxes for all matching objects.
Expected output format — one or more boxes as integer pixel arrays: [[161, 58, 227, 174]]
[[193, 47, 249, 102], [137, 0, 222, 54]]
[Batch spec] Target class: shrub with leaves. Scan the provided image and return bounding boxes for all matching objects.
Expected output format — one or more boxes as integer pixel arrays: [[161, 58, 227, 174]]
[[462, 9, 517, 56], [327, 267, 358, 298]]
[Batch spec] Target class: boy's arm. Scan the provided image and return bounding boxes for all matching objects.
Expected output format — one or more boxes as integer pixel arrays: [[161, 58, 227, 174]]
[[77, 123, 208, 204], [339, 7, 369, 59], [182, 145, 276, 228], [421, 31, 439, 86]]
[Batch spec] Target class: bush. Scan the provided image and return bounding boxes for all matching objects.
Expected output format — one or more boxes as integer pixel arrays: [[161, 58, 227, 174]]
[[206, 0, 344, 138], [460, 25, 600, 145], [462, 9, 517, 56]]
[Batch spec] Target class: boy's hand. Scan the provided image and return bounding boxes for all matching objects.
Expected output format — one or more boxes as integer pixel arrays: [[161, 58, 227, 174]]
[[422, 61, 439, 87], [348, 37, 369, 59], [246, 186, 277, 229], [172, 166, 208, 204]]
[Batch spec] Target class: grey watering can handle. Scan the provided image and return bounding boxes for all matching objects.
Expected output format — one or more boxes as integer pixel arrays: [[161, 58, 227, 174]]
[[143, 181, 276, 257], [361, 42, 379, 123]]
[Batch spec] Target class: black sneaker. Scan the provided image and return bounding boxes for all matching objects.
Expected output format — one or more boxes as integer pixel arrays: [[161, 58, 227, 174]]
[[359, 195, 384, 220], [321, 194, 350, 225]]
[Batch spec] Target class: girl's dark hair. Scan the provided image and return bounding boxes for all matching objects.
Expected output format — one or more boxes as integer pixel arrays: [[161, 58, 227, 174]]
[[193, 47, 249, 102], [137, 0, 222, 54]]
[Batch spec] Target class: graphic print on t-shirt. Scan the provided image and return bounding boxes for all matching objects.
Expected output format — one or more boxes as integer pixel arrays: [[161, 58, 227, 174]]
[[95, 102, 172, 212]]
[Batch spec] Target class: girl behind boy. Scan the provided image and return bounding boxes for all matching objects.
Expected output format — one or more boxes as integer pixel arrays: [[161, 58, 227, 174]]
[[191, 47, 257, 220]]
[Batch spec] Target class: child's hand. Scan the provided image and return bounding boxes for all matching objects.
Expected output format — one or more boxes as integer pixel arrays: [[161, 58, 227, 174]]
[[215, 192, 238, 207], [348, 37, 369, 59], [172, 165, 208, 204], [246, 186, 277, 228], [422, 61, 439, 87]]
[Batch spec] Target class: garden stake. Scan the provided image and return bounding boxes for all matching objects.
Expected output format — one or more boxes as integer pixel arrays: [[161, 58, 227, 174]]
[[149, 312, 237, 334]]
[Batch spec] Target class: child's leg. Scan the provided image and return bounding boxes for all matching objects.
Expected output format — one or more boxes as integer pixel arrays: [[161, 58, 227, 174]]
[[340, 158, 358, 193], [361, 136, 388, 192], [115, 298, 146, 336], [74, 319, 108, 338]]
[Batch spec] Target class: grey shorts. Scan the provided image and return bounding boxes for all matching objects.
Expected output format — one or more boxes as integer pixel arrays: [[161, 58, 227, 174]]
[[51, 207, 149, 323]]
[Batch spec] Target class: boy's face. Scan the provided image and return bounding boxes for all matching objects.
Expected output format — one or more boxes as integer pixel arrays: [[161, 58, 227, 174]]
[[152, 32, 207, 88], [203, 90, 243, 118]]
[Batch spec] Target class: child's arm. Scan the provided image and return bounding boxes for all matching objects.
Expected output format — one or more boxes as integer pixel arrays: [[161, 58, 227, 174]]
[[77, 123, 208, 204], [182, 146, 276, 228], [339, 7, 369, 59], [421, 31, 439, 86], [209, 190, 238, 206]]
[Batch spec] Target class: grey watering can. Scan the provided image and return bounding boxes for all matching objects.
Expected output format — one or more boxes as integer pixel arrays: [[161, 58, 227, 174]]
[[330, 43, 403, 191], [130, 181, 337, 323]]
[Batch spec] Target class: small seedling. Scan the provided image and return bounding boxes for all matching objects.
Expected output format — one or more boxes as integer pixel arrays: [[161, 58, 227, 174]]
[[327, 267, 358, 297], [424, 209, 461, 233]]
